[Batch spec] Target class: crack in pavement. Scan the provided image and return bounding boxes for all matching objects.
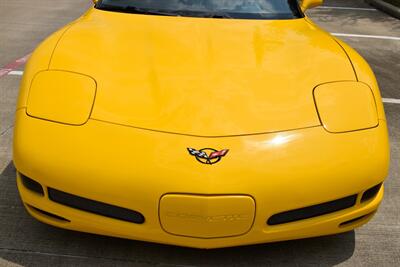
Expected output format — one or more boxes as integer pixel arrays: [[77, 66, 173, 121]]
[[0, 125, 13, 137]]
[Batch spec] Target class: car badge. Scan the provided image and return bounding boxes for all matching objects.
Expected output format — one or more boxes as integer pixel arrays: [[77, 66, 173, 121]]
[[187, 148, 229, 165]]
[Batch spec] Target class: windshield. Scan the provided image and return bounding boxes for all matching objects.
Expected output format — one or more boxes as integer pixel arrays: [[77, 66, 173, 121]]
[[96, 0, 303, 19]]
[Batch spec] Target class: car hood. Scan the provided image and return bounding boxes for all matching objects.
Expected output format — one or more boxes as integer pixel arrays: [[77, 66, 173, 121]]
[[50, 9, 355, 137]]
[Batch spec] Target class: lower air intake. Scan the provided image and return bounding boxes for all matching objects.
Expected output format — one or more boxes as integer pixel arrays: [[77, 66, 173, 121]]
[[267, 195, 357, 225], [361, 183, 382, 203], [48, 188, 145, 224], [20, 173, 44, 196]]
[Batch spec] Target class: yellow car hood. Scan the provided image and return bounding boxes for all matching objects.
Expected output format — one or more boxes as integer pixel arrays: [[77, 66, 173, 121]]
[[50, 9, 355, 136]]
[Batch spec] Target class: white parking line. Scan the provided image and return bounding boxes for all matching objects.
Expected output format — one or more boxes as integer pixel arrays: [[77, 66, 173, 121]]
[[332, 33, 400, 41], [382, 98, 400, 104], [8, 70, 24, 76], [316, 6, 377, 11]]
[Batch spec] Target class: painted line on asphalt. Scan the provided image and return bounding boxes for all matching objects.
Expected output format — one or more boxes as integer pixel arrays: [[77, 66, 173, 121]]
[[0, 54, 30, 78], [382, 98, 400, 104], [317, 6, 377, 11], [8, 70, 24, 76], [332, 33, 400, 41]]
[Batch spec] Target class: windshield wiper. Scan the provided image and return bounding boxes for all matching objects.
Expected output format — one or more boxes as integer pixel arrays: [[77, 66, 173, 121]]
[[203, 12, 233, 19], [97, 5, 233, 19], [97, 5, 180, 17]]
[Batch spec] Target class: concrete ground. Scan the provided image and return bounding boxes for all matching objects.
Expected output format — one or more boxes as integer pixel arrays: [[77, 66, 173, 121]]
[[0, 0, 399, 266]]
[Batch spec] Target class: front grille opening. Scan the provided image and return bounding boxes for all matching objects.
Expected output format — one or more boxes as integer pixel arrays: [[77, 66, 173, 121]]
[[27, 205, 70, 222], [20, 173, 44, 196], [48, 188, 145, 224], [361, 183, 382, 203], [339, 211, 375, 227], [267, 195, 357, 226]]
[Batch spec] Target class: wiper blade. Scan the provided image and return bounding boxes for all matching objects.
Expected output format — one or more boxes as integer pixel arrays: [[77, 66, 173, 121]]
[[124, 6, 180, 16], [203, 12, 233, 19], [97, 4, 179, 17], [97, 5, 233, 19]]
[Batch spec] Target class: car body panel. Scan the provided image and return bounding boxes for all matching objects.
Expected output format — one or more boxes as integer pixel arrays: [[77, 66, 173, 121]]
[[16, 27, 70, 109], [314, 81, 379, 133], [332, 37, 387, 120], [47, 9, 356, 136], [27, 70, 97, 125], [303, 17, 386, 121], [14, 110, 389, 248]]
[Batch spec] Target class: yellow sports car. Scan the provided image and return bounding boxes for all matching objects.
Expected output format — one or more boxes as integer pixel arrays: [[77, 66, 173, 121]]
[[14, 0, 389, 248]]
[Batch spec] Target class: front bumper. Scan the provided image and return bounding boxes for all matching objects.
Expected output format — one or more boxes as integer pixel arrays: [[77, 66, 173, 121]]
[[14, 110, 389, 248]]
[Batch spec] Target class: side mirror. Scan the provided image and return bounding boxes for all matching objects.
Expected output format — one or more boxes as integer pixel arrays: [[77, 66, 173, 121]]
[[92, 0, 99, 5], [300, 0, 323, 12]]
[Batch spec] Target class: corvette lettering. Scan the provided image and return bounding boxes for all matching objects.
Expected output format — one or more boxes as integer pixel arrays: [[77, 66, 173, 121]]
[[166, 212, 249, 222]]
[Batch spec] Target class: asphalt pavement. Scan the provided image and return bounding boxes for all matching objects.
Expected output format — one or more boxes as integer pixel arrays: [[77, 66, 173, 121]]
[[0, 0, 399, 266]]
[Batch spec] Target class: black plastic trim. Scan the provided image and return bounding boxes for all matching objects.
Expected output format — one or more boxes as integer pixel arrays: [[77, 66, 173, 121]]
[[28, 205, 70, 222], [20, 174, 44, 196], [361, 183, 382, 203], [267, 195, 357, 225], [48, 188, 145, 224], [339, 215, 367, 227]]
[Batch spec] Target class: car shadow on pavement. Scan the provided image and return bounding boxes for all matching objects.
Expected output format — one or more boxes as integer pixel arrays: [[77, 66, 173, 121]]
[[1, 161, 15, 177], [0, 161, 355, 266]]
